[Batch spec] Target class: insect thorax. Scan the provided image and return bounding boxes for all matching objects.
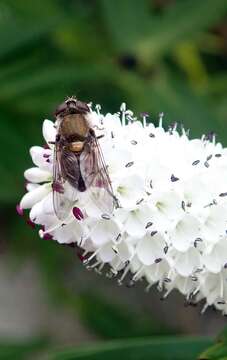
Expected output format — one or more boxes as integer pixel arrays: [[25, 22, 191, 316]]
[[60, 114, 89, 139]]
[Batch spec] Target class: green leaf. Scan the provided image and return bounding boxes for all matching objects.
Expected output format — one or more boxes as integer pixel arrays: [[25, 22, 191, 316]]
[[75, 292, 175, 339], [199, 327, 227, 360], [0, 337, 48, 360], [47, 336, 212, 360]]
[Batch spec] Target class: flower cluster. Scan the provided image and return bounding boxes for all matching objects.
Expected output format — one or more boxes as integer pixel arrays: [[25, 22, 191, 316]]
[[18, 103, 227, 314]]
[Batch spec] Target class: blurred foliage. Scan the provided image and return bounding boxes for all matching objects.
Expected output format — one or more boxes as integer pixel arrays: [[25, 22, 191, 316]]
[[0, 337, 49, 360], [1, 0, 227, 357], [68, 292, 175, 339], [47, 336, 212, 360], [199, 328, 227, 359]]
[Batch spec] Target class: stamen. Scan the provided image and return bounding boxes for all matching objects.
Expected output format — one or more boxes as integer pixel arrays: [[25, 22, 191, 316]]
[[39, 229, 53, 240], [94, 262, 104, 275], [145, 283, 152, 292], [95, 104, 101, 115], [201, 302, 209, 314], [26, 219, 35, 229], [101, 213, 111, 220], [145, 221, 153, 229], [132, 266, 145, 281], [171, 174, 179, 182], [136, 198, 144, 205], [150, 231, 157, 237], [115, 233, 122, 243], [158, 112, 164, 128], [73, 207, 84, 221], [16, 204, 24, 216], [192, 160, 200, 166], [118, 262, 131, 284], [140, 112, 149, 127], [125, 161, 134, 168], [164, 245, 168, 254], [43, 233, 53, 240], [83, 248, 100, 265], [42, 220, 68, 235], [120, 103, 126, 127], [194, 238, 202, 248]]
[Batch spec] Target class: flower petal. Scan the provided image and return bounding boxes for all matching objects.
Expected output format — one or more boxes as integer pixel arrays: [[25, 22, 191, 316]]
[[24, 167, 51, 183], [42, 119, 56, 148], [20, 184, 51, 209], [136, 232, 166, 266]]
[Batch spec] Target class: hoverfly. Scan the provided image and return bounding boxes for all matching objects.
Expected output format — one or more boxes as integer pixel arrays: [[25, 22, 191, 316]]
[[52, 97, 117, 220]]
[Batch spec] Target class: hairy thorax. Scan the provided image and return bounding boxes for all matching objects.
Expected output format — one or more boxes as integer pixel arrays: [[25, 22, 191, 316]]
[[60, 114, 89, 139]]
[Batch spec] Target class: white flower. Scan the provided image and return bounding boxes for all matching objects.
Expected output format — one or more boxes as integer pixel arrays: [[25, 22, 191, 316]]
[[17, 103, 227, 315]]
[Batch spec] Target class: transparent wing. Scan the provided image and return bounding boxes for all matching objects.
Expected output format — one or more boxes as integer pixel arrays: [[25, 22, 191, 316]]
[[80, 134, 117, 215], [52, 142, 79, 221]]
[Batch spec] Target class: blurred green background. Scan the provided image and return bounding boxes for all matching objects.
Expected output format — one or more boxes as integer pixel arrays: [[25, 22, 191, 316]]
[[1, 0, 227, 359]]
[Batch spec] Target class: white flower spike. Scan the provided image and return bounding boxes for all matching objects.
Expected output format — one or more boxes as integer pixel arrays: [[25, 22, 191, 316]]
[[18, 102, 227, 315]]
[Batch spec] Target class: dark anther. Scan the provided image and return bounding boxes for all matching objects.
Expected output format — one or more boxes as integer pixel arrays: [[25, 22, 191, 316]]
[[217, 300, 225, 305], [164, 278, 171, 283], [136, 198, 144, 205], [215, 154, 221, 157], [155, 258, 162, 263], [116, 233, 121, 242], [194, 238, 202, 248], [145, 222, 153, 229], [150, 231, 157, 237], [125, 161, 134, 168], [101, 214, 111, 220], [112, 247, 118, 254], [149, 133, 155, 138], [204, 161, 209, 168], [131, 140, 137, 145], [181, 201, 186, 211], [219, 192, 227, 197], [192, 160, 200, 166], [171, 174, 179, 182], [164, 246, 168, 254], [206, 154, 212, 161]]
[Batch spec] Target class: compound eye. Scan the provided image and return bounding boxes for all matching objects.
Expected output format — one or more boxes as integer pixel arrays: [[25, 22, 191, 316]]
[[54, 102, 67, 116]]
